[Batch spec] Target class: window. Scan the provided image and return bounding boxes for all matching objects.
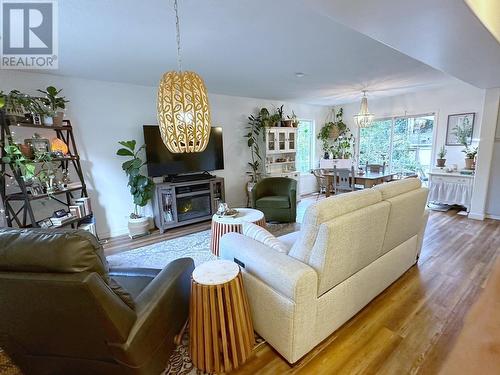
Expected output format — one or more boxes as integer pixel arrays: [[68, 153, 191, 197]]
[[296, 120, 314, 173], [358, 114, 435, 175]]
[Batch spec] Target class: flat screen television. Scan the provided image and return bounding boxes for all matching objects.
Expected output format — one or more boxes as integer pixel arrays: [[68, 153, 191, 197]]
[[143, 125, 224, 177]]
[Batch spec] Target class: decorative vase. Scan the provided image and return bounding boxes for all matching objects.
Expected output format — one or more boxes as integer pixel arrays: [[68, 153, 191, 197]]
[[324, 152, 330, 159], [464, 158, 474, 170], [436, 159, 446, 168], [128, 216, 150, 238], [53, 111, 64, 127]]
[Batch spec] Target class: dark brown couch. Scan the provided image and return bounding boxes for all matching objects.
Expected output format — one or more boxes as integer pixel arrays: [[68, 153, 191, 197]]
[[0, 228, 194, 375]]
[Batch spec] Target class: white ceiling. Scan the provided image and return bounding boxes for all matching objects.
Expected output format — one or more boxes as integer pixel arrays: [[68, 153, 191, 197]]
[[42, 0, 461, 105], [311, 0, 500, 90]]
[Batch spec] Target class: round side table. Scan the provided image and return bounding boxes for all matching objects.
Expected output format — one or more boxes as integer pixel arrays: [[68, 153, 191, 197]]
[[210, 208, 266, 256], [189, 260, 255, 374]]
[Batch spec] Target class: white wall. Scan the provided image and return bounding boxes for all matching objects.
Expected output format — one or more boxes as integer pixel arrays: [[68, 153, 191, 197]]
[[1, 71, 328, 237], [485, 101, 500, 218], [340, 82, 486, 168]]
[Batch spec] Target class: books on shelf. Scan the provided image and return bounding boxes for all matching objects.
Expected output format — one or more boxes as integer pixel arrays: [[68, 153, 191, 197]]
[[50, 213, 74, 227], [71, 197, 92, 218]]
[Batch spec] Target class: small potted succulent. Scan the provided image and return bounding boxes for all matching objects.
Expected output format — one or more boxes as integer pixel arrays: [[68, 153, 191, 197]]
[[116, 140, 154, 238], [37, 86, 69, 126], [436, 145, 447, 167]]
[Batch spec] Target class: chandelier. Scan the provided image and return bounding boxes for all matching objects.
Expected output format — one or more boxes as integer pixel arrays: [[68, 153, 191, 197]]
[[157, 0, 211, 153], [353, 91, 374, 128]]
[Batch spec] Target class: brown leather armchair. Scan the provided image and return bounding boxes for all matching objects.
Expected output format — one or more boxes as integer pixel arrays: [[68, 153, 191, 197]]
[[0, 228, 194, 375]]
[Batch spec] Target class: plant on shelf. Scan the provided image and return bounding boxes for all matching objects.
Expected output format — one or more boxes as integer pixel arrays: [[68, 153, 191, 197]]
[[245, 113, 263, 182], [287, 111, 299, 127], [116, 140, 154, 238], [0, 90, 48, 123], [37, 86, 69, 126], [317, 108, 353, 159], [1, 143, 36, 180], [462, 145, 478, 170], [436, 145, 447, 167]]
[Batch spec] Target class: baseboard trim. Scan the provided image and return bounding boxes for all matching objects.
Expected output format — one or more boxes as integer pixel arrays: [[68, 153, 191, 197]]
[[468, 212, 485, 220], [486, 214, 500, 221]]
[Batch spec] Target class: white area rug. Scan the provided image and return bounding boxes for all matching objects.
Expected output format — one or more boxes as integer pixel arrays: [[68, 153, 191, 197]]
[[107, 230, 216, 269]]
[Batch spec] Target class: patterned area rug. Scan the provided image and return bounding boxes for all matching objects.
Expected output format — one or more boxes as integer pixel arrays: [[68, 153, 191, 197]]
[[0, 330, 265, 375]]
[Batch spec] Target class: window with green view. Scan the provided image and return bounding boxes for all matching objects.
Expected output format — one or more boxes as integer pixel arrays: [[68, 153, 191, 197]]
[[297, 120, 314, 173], [358, 114, 435, 175]]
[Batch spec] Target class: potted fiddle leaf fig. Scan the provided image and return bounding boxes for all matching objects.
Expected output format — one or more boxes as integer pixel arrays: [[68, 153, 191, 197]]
[[436, 145, 447, 167], [116, 140, 154, 238], [37, 86, 69, 126]]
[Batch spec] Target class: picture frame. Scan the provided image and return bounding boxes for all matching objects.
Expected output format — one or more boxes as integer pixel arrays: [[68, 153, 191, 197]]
[[37, 218, 53, 229], [25, 137, 51, 153], [446, 113, 475, 146]]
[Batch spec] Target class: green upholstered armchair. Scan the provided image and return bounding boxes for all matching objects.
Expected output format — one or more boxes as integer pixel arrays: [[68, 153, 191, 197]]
[[252, 177, 297, 223], [0, 228, 194, 375]]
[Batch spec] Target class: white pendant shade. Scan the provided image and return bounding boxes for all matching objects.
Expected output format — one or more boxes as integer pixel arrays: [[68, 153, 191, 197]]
[[354, 91, 374, 128]]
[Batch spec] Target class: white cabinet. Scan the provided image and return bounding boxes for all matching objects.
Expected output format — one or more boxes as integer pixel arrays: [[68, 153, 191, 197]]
[[428, 170, 475, 211], [264, 127, 300, 200], [265, 128, 297, 154]]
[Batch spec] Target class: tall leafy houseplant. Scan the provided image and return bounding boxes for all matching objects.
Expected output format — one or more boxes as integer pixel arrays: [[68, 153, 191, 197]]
[[245, 113, 263, 182], [116, 140, 154, 219], [317, 108, 353, 158]]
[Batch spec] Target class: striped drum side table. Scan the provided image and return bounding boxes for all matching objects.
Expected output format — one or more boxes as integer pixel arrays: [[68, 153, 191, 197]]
[[210, 208, 266, 256]]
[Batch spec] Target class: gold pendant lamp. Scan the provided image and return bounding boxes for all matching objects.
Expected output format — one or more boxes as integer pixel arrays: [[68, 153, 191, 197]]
[[157, 0, 211, 153]]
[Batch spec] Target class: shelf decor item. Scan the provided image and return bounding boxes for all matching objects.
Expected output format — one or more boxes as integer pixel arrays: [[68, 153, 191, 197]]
[[157, 0, 211, 154], [437, 145, 447, 167], [36, 86, 69, 127]]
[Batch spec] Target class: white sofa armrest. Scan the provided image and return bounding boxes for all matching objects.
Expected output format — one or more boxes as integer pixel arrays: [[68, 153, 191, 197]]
[[220, 232, 317, 301]]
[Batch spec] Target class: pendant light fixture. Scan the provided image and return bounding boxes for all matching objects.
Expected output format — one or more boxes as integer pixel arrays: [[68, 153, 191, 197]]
[[157, 0, 211, 153], [353, 91, 374, 128]]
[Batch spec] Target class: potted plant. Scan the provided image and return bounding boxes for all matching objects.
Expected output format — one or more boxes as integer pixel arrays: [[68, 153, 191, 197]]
[[116, 140, 154, 238], [244, 114, 263, 182], [436, 145, 447, 167], [288, 111, 299, 127], [37, 86, 69, 126], [0, 90, 47, 124], [462, 146, 478, 170], [317, 108, 352, 159]]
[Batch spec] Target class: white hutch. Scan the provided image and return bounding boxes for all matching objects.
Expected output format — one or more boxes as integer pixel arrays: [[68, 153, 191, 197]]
[[264, 127, 300, 198]]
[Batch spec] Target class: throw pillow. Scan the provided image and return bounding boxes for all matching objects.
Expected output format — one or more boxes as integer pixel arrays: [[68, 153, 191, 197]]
[[241, 222, 289, 253]]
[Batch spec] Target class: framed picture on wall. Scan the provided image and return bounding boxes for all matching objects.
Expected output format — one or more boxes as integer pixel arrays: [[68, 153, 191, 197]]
[[446, 112, 475, 146]]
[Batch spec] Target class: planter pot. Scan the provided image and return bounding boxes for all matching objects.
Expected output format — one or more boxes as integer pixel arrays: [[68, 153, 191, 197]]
[[128, 216, 150, 238], [436, 158, 446, 168], [464, 158, 474, 170], [43, 115, 53, 126], [281, 120, 293, 127], [323, 152, 330, 159], [53, 111, 64, 127], [18, 144, 33, 159]]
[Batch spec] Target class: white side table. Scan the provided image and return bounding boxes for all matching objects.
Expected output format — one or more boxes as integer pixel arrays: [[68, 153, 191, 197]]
[[210, 208, 266, 256]]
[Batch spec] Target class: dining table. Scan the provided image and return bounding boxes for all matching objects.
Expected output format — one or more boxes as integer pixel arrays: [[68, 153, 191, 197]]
[[323, 171, 399, 197]]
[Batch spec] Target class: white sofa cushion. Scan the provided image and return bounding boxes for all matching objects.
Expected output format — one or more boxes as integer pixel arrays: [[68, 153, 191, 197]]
[[372, 177, 421, 199], [278, 231, 300, 251], [288, 189, 382, 262], [242, 222, 289, 253]]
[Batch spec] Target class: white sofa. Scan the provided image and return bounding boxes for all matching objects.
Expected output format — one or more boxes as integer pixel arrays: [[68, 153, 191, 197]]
[[220, 178, 429, 363]]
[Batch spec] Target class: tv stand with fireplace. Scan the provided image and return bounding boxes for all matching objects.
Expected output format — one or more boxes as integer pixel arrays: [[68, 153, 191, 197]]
[[152, 176, 225, 233]]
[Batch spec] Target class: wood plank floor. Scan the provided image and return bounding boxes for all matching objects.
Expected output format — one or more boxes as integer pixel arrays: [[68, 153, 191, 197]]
[[103, 208, 500, 374], [232, 210, 500, 375]]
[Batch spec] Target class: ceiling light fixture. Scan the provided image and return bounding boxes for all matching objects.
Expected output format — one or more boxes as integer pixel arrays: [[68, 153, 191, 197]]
[[353, 91, 374, 128], [295, 72, 306, 78], [157, 0, 211, 153]]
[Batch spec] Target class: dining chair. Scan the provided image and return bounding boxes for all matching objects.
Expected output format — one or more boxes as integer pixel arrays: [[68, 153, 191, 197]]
[[365, 161, 386, 174], [333, 166, 355, 194], [313, 169, 329, 199]]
